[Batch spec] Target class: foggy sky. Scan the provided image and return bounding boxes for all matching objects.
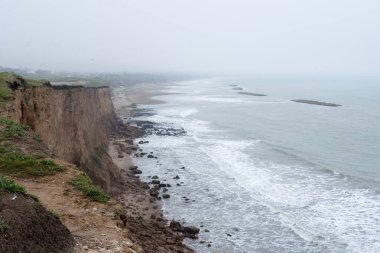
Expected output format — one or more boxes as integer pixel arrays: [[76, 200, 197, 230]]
[[1, 0, 380, 76]]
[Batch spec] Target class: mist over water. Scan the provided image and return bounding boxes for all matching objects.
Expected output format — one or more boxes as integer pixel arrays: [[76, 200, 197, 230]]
[[124, 78, 380, 253]]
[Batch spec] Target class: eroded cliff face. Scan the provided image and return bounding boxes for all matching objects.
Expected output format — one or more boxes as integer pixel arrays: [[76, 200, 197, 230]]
[[7, 86, 122, 193]]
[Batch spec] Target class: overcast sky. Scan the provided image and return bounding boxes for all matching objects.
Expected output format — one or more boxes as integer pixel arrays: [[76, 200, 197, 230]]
[[1, 0, 379, 76]]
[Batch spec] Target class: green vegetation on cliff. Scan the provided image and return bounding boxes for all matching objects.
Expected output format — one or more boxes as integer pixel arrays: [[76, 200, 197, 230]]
[[70, 174, 109, 203], [0, 175, 26, 194], [0, 72, 50, 107], [0, 153, 63, 178], [0, 117, 29, 140], [0, 117, 63, 178]]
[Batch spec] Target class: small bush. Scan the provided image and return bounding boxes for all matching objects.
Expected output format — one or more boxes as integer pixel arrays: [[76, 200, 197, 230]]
[[0, 218, 8, 233], [0, 153, 63, 178], [70, 174, 109, 203], [0, 117, 28, 140], [0, 175, 26, 194]]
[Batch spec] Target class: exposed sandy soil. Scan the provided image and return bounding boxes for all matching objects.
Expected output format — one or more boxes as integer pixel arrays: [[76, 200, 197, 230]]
[[15, 161, 143, 253]]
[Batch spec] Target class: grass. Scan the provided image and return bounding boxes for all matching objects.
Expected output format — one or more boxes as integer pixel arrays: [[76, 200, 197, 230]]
[[0, 72, 49, 107], [0, 152, 63, 178], [0, 175, 26, 194], [0, 218, 8, 233], [70, 174, 109, 203], [0, 117, 29, 140]]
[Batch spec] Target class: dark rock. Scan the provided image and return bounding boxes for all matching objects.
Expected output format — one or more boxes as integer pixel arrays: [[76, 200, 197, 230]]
[[152, 175, 159, 179], [169, 220, 183, 231], [149, 188, 159, 197], [147, 154, 155, 158], [237, 91, 267, 96], [130, 165, 138, 170], [133, 169, 142, 174], [158, 183, 167, 188], [292, 99, 342, 107], [162, 194, 170, 199], [183, 226, 200, 235], [173, 175, 180, 179], [151, 180, 160, 184], [124, 139, 133, 145]]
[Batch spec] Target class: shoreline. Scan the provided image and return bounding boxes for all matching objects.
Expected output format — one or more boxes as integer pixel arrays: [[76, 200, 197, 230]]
[[109, 82, 197, 253]]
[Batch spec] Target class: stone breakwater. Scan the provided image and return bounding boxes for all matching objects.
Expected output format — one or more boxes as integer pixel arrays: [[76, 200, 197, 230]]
[[292, 99, 342, 107]]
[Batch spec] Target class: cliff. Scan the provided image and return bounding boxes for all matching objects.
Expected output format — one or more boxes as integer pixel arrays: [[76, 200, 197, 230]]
[[4, 86, 123, 193]]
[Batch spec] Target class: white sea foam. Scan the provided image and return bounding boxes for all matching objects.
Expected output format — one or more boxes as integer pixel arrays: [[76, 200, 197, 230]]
[[129, 79, 380, 253]]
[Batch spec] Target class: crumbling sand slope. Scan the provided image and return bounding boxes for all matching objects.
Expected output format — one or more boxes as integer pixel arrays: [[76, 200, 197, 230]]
[[15, 161, 143, 253]]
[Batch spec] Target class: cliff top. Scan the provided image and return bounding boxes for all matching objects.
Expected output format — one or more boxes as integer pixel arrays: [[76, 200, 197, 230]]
[[0, 72, 50, 107]]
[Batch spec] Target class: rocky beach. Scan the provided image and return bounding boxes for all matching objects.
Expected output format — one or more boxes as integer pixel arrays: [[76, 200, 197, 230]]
[[109, 84, 202, 252]]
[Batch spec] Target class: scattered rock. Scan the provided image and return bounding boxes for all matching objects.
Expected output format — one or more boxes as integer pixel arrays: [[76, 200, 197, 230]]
[[183, 226, 200, 235], [173, 175, 180, 180], [162, 194, 170, 199], [149, 188, 159, 197], [133, 169, 142, 174], [129, 165, 138, 170], [169, 220, 182, 231]]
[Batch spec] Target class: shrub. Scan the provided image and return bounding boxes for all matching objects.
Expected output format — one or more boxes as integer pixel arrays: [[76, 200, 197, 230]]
[[0, 175, 26, 194], [0, 117, 28, 140], [70, 174, 109, 203], [0, 153, 63, 178]]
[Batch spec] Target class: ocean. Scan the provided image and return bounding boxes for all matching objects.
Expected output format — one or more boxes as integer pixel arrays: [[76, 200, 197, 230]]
[[124, 77, 380, 253]]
